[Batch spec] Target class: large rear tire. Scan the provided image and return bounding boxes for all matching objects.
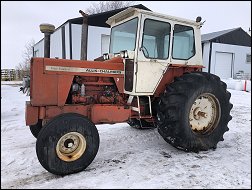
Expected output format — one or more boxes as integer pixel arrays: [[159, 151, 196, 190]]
[[36, 113, 100, 175], [157, 72, 233, 152]]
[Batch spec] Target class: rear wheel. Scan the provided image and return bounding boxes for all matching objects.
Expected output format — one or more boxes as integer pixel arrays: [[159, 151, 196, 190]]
[[157, 72, 233, 152], [36, 113, 100, 175]]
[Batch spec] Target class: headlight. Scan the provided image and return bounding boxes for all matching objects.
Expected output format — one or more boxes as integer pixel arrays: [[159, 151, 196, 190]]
[[103, 53, 109, 60], [120, 50, 128, 58]]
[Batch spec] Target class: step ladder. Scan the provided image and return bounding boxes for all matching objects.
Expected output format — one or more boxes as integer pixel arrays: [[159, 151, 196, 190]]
[[127, 95, 153, 118], [127, 95, 156, 129]]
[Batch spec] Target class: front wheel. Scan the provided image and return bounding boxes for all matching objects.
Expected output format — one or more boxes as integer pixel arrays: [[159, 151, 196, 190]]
[[36, 113, 100, 175], [157, 72, 233, 152], [29, 120, 42, 138]]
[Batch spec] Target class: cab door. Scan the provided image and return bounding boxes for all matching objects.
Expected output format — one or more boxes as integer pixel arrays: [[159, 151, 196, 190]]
[[135, 15, 172, 94]]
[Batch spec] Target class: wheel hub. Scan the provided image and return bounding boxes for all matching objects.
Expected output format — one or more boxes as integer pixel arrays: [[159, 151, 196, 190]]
[[192, 107, 208, 120], [189, 93, 220, 134], [56, 132, 86, 162]]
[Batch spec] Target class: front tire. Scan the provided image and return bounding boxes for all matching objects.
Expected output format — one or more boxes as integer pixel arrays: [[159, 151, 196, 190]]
[[36, 113, 100, 175], [29, 120, 42, 138], [157, 72, 233, 152]]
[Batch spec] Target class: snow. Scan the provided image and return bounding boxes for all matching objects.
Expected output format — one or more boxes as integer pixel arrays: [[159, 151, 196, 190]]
[[1, 84, 251, 189], [1, 81, 23, 85]]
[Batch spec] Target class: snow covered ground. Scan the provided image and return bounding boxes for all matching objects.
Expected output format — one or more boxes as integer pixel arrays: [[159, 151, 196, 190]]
[[1, 83, 251, 189]]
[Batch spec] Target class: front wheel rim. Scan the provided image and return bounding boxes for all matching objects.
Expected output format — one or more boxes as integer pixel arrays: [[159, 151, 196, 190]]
[[56, 132, 86, 162], [189, 93, 221, 134]]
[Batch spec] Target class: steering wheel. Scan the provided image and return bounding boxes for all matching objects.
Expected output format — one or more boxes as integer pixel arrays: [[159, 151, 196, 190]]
[[141, 45, 149, 58]]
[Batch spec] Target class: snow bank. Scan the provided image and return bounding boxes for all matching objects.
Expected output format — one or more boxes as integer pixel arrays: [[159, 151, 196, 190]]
[[222, 78, 251, 92], [1, 80, 22, 85]]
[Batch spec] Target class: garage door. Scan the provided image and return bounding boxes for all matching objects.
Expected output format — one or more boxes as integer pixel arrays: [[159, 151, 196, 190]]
[[214, 52, 233, 79]]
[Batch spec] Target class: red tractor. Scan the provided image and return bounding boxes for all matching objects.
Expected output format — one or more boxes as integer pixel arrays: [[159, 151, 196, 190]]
[[26, 8, 232, 175]]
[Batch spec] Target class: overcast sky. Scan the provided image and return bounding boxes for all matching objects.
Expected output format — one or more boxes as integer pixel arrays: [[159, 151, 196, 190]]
[[1, 1, 251, 69]]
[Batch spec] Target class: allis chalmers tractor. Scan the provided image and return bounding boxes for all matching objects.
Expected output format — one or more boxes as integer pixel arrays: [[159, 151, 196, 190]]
[[26, 8, 233, 175]]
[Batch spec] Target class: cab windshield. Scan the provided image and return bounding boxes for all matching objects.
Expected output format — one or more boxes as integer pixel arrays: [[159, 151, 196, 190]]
[[109, 17, 138, 54]]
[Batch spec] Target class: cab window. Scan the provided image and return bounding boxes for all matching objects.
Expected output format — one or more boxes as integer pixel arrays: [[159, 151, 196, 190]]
[[172, 24, 195, 60], [110, 17, 138, 54], [142, 19, 171, 59]]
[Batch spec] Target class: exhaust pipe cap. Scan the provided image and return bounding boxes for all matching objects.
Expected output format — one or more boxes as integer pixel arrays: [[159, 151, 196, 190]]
[[40, 23, 55, 34]]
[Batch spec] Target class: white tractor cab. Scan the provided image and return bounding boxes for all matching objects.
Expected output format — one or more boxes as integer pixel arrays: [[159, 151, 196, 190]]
[[106, 7, 203, 96]]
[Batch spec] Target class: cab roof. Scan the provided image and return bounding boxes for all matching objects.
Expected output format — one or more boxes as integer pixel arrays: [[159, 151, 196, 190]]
[[106, 7, 202, 27]]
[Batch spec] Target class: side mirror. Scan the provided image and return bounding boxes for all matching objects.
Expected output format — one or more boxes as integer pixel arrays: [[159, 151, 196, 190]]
[[196, 16, 202, 22]]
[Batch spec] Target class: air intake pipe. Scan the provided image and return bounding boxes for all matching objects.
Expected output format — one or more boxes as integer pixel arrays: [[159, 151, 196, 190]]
[[39, 23, 55, 58]]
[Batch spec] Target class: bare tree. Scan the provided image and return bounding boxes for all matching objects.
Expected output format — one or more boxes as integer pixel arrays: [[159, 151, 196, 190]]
[[16, 39, 35, 79], [86, 1, 136, 14]]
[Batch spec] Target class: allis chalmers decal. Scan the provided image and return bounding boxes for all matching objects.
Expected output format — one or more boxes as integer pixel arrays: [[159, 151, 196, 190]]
[[45, 66, 124, 75]]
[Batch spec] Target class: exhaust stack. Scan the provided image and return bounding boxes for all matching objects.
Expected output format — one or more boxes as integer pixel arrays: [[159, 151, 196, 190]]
[[79, 10, 88, 60], [39, 23, 55, 58]]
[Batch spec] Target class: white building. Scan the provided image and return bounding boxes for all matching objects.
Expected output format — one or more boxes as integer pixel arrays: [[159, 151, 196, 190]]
[[201, 28, 251, 79], [33, 4, 151, 61]]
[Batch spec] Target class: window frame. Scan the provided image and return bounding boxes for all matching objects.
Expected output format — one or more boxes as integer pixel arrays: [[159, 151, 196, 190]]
[[141, 18, 171, 60], [172, 24, 196, 60]]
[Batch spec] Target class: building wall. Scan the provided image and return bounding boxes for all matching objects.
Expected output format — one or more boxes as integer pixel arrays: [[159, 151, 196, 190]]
[[33, 40, 44, 58], [50, 27, 63, 59], [202, 42, 251, 79], [33, 23, 111, 61], [65, 23, 70, 59], [71, 24, 82, 60], [87, 26, 110, 60], [202, 42, 210, 72]]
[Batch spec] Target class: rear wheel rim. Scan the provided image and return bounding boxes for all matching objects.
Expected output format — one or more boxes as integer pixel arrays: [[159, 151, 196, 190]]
[[56, 132, 86, 162], [189, 93, 221, 134]]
